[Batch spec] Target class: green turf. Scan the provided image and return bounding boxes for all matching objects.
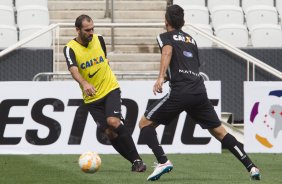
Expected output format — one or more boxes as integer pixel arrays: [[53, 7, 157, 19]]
[[0, 150, 281, 184]]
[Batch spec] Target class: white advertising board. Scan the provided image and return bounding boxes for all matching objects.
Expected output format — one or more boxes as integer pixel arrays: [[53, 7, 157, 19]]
[[0, 81, 221, 154], [244, 82, 282, 153]]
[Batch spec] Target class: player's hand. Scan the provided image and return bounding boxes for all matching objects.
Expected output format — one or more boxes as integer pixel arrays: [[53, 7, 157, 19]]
[[81, 81, 97, 96], [153, 77, 164, 95]]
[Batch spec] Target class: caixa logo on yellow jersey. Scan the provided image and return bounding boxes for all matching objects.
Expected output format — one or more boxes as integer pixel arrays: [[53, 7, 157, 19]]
[[80, 56, 105, 69]]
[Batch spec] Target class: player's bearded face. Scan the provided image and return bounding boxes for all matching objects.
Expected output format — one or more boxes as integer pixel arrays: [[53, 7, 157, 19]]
[[80, 20, 94, 44]]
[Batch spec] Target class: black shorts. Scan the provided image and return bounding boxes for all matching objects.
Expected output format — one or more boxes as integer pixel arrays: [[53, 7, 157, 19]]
[[85, 88, 122, 131], [144, 92, 221, 129]]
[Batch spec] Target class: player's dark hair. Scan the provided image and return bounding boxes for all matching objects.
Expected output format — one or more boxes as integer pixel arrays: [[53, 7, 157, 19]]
[[75, 14, 92, 29], [165, 5, 185, 30]]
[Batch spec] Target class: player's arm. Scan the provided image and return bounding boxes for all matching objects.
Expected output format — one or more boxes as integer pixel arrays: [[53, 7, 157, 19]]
[[193, 38, 201, 67], [63, 46, 96, 96], [153, 45, 172, 95], [69, 66, 96, 96], [98, 35, 107, 58], [97, 35, 113, 66]]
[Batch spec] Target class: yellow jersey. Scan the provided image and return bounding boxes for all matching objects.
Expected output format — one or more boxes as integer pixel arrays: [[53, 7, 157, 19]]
[[64, 34, 119, 103]]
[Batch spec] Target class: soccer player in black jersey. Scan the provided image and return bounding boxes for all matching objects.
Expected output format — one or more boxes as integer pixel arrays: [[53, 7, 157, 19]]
[[139, 5, 261, 181], [63, 15, 146, 172]]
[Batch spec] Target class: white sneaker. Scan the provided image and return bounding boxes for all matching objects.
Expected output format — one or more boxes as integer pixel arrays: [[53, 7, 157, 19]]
[[147, 160, 173, 181], [250, 167, 261, 180]]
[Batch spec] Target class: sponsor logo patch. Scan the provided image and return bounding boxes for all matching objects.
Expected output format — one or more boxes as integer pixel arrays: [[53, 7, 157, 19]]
[[88, 69, 100, 78], [183, 51, 193, 58]]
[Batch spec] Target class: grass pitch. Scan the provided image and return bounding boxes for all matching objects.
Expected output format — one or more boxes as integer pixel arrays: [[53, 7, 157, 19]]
[[0, 150, 281, 184]]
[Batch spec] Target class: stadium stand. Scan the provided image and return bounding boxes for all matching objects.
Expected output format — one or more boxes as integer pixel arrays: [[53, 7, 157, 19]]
[[17, 5, 49, 27], [0, 5, 15, 26], [276, 0, 282, 14], [173, 0, 282, 48], [48, 0, 167, 72], [241, 0, 274, 10], [19, 25, 52, 47], [15, 1, 51, 48], [0, 1, 16, 48], [0, 0, 13, 6], [210, 5, 244, 28], [245, 5, 278, 28], [173, 0, 205, 6], [208, 0, 240, 10], [2, 0, 282, 57], [2, 0, 282, 65], [2, 0, 282, 66], [183, 5, 209, 24], [214, 24, 249, 47], [0, 0, 53, 48], [250, 24, 282, 47], [15, 0, 48, 9], [0, 25, 18, 47], [0, 0, 52, 48]]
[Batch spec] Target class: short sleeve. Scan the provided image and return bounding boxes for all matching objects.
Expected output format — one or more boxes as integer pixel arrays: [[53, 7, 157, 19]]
[[156, 33, 172, 49], [63, 46, 77, 69], [98, 35, 107, 58]]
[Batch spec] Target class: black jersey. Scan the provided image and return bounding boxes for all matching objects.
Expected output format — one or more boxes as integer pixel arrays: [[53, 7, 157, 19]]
[[157, 30, 206, 94]]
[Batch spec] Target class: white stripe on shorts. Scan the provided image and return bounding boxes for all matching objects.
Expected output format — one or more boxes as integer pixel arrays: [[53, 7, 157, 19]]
[[147, 91, 170, 119]]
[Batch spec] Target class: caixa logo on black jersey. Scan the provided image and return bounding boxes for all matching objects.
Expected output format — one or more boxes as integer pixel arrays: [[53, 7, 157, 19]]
[[173, 35, 196, 45]]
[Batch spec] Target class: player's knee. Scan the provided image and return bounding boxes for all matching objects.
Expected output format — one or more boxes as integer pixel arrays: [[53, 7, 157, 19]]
[[104, 128, 118, 140], [139, 116, 146, 129], [139, 116, 152, 129], [106, 117, 121, 128], [209, 125, 227, 141]]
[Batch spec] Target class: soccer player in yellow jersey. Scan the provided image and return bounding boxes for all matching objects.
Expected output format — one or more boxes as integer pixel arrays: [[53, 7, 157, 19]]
[[63, 14, 146, 172]]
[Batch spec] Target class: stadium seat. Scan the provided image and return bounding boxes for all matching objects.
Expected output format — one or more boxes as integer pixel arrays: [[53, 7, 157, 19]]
[[214, 24, 249, 47], [245, 5, 278, 28], [210, 5, 244, 29], [15, 0, 48, 9], [0, 0, 13, 7], [19, 25, 52, 47], [183, 5, 209, 25], [208, 0, 240, 10], [173, 0, 205, 6], [0, 25, 17, 48], [17, 5, 49, 28], [276, 0, 282, 15], [0, 5, 15, 26], [182, 24, 213, 47], [250, 24, 282, 47], [242, 0, 274, 10]]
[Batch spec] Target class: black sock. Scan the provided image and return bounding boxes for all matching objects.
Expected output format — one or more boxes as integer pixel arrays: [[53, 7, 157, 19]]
[[221, 133, 255, 171], [140, 126, 168, 164], [110, 137, 132, 163], [114, 124, 141, 163]]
